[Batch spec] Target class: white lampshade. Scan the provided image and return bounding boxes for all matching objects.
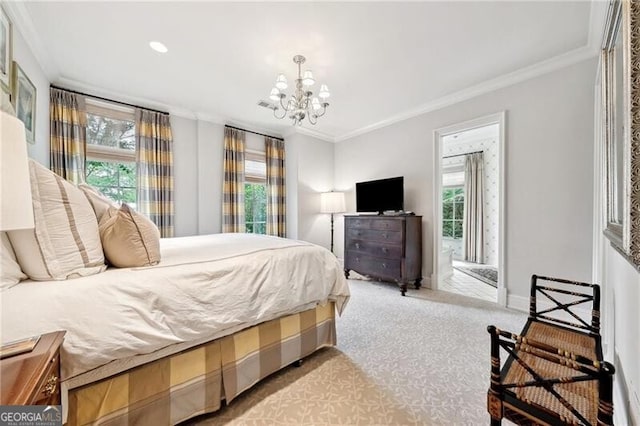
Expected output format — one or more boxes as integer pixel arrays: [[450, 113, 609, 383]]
[[320, 191, 346, 214], [269, 87, 280, 101], [311, 97, 321, 110], [319, 84, 330, 99], [275, 74, 288, 90], [302, 70, 315, 86], [0, 111, 34, 231]]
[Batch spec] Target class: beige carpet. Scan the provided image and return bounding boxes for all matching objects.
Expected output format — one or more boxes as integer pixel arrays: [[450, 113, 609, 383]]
[[188, 279, 526, 425]]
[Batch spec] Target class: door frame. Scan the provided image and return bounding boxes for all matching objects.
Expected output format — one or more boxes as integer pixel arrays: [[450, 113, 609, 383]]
[[432, 112, 507, 306]]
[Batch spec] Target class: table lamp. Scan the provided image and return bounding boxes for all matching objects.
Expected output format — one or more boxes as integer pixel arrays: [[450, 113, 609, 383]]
[[1, 110, 34, 231]]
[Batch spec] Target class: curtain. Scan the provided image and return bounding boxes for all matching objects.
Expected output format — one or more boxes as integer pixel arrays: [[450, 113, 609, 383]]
[[463, 152, 484, 263], [265, 137, 286, 237], [135, 109, 174, 238], [50, 88, 87, 184], [222, 127, 246, 233]]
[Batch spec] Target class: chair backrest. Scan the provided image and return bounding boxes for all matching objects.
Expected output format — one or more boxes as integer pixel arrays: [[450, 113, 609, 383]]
[[529, 274, 600, 335]]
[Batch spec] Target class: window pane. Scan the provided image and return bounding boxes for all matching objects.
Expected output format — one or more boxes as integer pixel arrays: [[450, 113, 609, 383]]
[[442, 201, 452, 219], [245, 182, 267, 235], [442, 220, 453, 238], [454, 221, 463, 239], [454, 202, 464, 220], [87, 113, 135, 151], [86, 160, 137, 206]]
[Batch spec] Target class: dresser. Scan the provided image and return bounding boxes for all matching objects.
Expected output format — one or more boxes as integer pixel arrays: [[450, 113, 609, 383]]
[[344, 215, 422, 295], [1, 331, 65, 405]]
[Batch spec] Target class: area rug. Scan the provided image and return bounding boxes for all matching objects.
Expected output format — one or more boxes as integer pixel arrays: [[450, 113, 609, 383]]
[[454, 265, 498, 288], [189, 279, 525, 425]]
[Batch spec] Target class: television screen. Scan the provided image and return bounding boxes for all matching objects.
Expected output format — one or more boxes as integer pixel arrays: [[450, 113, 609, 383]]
[[356, 177, 404, 213]]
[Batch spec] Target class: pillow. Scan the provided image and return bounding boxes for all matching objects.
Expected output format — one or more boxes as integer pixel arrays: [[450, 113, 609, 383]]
[[99, 204, 161, 268], [78, 184, 118, 223], [7, 160, 106, 280], [1, 232, 27, 291]]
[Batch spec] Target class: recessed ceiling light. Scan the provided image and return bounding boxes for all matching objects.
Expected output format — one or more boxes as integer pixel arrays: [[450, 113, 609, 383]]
[[149, 41, 168, 53]]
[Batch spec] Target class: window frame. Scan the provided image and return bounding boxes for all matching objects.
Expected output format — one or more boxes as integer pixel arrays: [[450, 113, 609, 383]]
[[85, 99, 137, 206]]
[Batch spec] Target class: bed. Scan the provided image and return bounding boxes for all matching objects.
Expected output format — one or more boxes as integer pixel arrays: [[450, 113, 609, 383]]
[[1, 233, 350, 424]]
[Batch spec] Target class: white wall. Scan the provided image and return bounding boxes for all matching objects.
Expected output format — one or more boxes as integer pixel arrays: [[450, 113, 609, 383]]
[[9, 13, 49, 166], [335, 57, 597, 299], [286, 133, 335, 249], [170, 115, 199, 236]]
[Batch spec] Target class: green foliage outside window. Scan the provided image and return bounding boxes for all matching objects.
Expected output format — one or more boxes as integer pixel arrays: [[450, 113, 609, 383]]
[[245, 183, 267, 234], [86, 161, 137, 208], [442, 187, 464, 239]]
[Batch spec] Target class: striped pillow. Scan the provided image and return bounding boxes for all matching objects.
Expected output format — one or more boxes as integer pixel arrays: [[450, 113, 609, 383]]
[[8, 160, 106, 280], [78, 183, 118, 223]]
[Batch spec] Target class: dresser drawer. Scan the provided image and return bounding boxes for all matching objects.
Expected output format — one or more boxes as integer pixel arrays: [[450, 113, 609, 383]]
[[346, 254, 401, 280], [345, 239, 403, 259], [346, 228, 403, 243], [30, 350, 61, 405], [371, 219, 403, 232], [345, 217, 371, 229]]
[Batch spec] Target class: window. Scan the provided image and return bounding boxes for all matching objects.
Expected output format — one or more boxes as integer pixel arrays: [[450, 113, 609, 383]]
[[85, 100, 137, 208], [442, 187, 464, 239], [245, 152, 267, 234]]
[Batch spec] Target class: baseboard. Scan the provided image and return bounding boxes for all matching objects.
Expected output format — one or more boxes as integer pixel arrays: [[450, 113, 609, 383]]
[[506, 294, 529, 312]]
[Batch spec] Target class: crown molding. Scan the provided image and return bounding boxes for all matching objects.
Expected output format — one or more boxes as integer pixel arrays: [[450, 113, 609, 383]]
[[2, 0, 59, 81], [334, 45, 597, 142], [285, 126, 335, 143]]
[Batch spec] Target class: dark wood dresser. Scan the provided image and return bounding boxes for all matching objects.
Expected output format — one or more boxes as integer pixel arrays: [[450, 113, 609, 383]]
[[344, 215, 422, 295], [1, 331, 65, 405]]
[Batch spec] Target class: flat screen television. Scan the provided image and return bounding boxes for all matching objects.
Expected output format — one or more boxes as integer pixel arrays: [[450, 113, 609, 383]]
[[356, 176, 404, 214]]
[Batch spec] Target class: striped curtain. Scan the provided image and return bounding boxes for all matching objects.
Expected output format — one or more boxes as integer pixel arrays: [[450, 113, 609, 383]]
[[135, 109, 174, 238], [222, 127, 246, 233], [265, 137, 286, 237], [50, 88, 87, 184]]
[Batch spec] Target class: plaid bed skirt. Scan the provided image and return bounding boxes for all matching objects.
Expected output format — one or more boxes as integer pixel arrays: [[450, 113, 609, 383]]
[[66, 302, 336, 425]]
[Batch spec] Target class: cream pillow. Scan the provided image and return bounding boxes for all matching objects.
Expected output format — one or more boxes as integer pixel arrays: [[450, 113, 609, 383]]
[[99, 204, 161, 268], [1, 232, 27, 291], [78, 184, 118, 223], [8, 160, 106, 280]]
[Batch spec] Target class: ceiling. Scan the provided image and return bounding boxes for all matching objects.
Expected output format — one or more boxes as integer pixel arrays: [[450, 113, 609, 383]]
[[19, 1, 599, 141]]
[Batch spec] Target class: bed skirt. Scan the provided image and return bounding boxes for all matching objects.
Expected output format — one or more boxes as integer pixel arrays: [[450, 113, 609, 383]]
[[66, 302, 336, 425]]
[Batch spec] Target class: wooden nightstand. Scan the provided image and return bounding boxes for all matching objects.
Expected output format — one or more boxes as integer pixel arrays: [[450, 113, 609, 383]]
[[0, 331, 65, 405]]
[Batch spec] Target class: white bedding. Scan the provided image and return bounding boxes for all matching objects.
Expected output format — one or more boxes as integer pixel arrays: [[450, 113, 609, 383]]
[[0, 233, 350, 380]]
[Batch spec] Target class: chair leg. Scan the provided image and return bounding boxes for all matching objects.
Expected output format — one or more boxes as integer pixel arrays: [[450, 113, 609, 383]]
[[490, 418, 502, 426]]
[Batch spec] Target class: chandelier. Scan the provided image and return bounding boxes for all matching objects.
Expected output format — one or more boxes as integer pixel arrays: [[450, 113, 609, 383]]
[[268, 55, 330, 126]]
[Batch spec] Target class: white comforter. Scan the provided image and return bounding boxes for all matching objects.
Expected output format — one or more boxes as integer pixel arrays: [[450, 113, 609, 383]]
[[0, 234, 350, 379]]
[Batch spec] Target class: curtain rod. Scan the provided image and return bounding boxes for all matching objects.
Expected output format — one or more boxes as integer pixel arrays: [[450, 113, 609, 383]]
[[225, 124, 284, 141], [443, 150, 483, 159], [50, 85, 169, 116]]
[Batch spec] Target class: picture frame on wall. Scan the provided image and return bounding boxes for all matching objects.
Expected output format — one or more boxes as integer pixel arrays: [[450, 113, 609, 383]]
[[12, 62, 36, 144], [0, 5, 12, 93]]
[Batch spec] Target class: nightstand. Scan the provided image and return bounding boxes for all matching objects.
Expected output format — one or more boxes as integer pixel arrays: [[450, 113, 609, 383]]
[[0, 331, 65, 405]]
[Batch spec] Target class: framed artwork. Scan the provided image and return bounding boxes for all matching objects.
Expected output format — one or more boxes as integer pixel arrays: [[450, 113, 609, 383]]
[[0, 5, 12, 92], [12, 62, 36, 144]]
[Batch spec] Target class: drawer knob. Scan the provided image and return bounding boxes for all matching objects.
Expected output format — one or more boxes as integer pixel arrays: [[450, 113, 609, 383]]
[[355, 243, 360, 249], [382, 263, 387, 269], [382, 247, 388, 254], [43, 374, 58, 397], [383, 233, 388, 239]]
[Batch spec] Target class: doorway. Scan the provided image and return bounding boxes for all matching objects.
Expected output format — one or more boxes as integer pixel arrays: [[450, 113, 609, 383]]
[[433, 113, 506, 305]]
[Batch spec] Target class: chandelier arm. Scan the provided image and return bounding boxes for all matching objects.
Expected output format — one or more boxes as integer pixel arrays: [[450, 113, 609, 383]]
[[273, 107, 287, 119], [307, 113, 318, 126]]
